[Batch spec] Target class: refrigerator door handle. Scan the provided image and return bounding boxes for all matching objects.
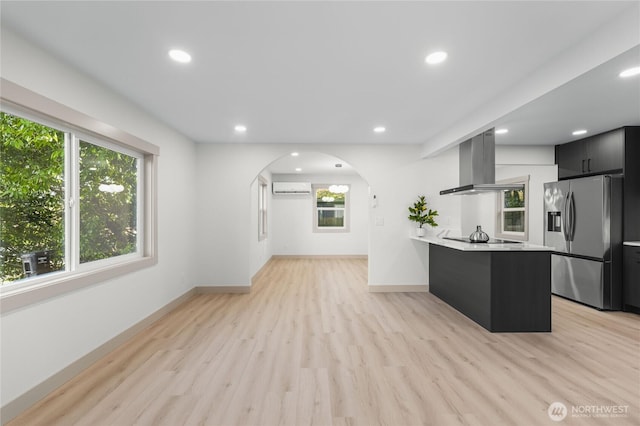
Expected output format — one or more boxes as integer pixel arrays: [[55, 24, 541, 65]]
[[563, 191, 570, 241], [569, 191, 576, 241]]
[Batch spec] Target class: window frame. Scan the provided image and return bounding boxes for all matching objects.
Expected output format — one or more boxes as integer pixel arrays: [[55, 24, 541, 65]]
[[312, 183, 350, 233], [76, 133, 144, 265], [0, 79, 158, 313], [258, 176, 268, 241], [495, 175, 529, 241]]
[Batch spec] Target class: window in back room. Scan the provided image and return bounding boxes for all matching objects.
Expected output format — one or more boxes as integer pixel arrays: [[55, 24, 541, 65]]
[[313, 184, 350, 233]]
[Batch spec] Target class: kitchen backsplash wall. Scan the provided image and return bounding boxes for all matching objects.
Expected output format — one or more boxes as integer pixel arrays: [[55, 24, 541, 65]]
[[461, 146, 557, 245]]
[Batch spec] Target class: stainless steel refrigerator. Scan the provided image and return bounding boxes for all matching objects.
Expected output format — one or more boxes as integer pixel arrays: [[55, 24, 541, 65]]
[[543, 175, 623, 310]]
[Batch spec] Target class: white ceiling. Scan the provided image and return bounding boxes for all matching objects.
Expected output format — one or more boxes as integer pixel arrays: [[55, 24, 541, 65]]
[[1, 1, 639, 164], [487, 45, 640, 147], [267, 151, 357, 176]]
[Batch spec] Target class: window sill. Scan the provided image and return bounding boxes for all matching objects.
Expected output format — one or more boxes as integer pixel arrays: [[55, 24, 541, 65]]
[[313, 228, 350, 233], [0, 256, 157, 314]]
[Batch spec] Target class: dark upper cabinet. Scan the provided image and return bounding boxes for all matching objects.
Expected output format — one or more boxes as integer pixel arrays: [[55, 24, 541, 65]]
[[588, 129, 625, 174], [555, 128, 624, 179], [555, 126, 639, 241], [556, 140, 586, 178]]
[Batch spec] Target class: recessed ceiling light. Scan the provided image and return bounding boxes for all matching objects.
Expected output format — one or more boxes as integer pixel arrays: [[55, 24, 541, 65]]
[[234, 125, 247, 133], [572, 129, 587, 136], [619, 66, 640, 78], [168, 49, 191, 63], [374, 126, 386, 133], [425, 51, 448, 65], [495, 128, 509, 135], [291, 152, 299, 157], [295, 168, 302, 172]]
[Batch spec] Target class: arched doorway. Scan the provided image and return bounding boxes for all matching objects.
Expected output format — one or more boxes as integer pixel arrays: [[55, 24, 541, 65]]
[[249, 151, 370, 280]]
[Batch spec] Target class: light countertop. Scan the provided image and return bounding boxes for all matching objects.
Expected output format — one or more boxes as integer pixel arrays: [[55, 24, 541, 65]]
[[411, 235, 552, 251], [624, 241, 640, 247]]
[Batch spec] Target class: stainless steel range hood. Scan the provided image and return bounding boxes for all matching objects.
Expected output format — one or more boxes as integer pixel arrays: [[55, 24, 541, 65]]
[[440, 128, 524, 195]]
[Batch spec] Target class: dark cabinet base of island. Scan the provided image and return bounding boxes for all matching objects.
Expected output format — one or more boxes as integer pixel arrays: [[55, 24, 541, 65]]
[[429, 244, 551, 332]]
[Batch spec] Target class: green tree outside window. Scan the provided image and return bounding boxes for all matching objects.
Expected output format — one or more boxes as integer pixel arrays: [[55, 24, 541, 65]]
[[1, 112, 139, 284], [1, 112, 65, 282]]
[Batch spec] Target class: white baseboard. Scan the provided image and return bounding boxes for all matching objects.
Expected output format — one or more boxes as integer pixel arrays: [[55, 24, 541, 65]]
[[195, 286, 251, 294], [0, 288, 196, 425], [1, 283, 263, 423], [251, 255, 273, 284], [271, 254, 368, 259], [4, 257, 385, 423]]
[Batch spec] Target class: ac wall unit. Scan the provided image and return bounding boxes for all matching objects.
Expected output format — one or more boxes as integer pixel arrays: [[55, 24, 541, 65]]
[[272, 182, 312, 194]]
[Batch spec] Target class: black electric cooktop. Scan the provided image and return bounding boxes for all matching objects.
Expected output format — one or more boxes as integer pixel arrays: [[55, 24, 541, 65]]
[[442, 237, 523, 244]]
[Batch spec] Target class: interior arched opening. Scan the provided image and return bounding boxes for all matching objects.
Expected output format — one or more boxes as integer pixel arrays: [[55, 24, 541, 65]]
[[249, 151, 370, 282]]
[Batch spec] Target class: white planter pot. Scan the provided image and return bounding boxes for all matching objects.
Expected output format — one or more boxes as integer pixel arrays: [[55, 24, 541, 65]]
[[416, 227, 426, 237]]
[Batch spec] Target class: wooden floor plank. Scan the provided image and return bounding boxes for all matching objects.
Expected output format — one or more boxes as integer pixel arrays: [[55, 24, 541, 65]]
[[7, 257, 640, 426]]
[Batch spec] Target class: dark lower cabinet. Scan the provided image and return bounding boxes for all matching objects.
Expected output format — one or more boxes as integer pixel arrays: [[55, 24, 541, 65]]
[[623, 127, 640, 241], [429, 244, 551, 332], [623, 246, 640, 313]]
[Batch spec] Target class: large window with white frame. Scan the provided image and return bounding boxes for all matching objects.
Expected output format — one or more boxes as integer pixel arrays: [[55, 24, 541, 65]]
[[495, 175, 529, 241], [1, 111, 143, 284], [0, 80, 158, 310], [312, 184, 350, 233]]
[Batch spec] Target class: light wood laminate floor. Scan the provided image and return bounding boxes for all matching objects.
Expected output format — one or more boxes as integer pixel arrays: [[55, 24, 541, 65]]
[[8, 258, 640, 426]]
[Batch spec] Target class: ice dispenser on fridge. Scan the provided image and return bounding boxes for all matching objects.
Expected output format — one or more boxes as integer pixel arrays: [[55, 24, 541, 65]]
[[547, 211, 562, 232]]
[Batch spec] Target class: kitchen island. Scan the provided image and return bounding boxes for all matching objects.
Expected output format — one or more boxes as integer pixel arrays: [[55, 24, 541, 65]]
[[412, 236, 551, 332]]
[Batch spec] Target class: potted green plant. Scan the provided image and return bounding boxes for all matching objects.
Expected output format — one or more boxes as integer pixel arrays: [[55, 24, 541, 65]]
[[408, 195, 439, 237]]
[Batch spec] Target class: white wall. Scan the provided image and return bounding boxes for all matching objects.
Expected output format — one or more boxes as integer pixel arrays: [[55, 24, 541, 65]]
[[193, 144, 461, 288], [495, 145, 555, 165], [460, 145, 557, 244], [271, 173, 368, 256], [1, 29, 198, 408], [370, 148, 462, 286], [1, 25, 560, 416]]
